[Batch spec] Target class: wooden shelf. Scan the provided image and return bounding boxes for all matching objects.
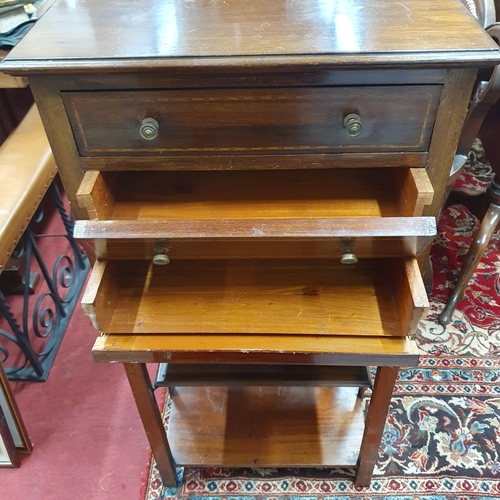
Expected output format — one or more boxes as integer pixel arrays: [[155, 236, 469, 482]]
[[156, 363, 372, 387], [167, 386, 365, 467], [82, 257, 428, 337]]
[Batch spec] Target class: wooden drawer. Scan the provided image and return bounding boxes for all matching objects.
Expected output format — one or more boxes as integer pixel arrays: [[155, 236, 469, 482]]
[[62, 86, 441, 157], [74, 167, 435, 260], [82, 257, 428, 338]]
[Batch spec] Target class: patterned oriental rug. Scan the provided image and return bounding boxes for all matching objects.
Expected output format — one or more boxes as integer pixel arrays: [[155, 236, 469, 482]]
[[146, 141, 500, 500]]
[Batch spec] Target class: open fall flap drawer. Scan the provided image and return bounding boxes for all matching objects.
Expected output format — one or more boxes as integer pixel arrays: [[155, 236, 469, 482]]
[[75, 167, 436, 260], [82, 257, 428, 337]]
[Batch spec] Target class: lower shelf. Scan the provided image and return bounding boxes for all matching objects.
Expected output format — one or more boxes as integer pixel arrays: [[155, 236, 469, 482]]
[[167, 386, 365, 467], [156, 363, 372, 387]]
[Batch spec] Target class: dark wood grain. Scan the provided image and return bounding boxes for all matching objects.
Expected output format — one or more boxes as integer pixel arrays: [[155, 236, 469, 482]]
[[63, 86, 441, 156], [124, 363, 176, 487], [156, 364, 371, 387], [78, 234, 435, 261], [439, 203, 500, 325], [28, 78, 88, 219], [79, 152, 429, 171], [355, 366, 399, 487], [24, 70, 448, 92], [3, 0, 499, 73], [418, 68, 477, 274], [424, 69, 478, 218]]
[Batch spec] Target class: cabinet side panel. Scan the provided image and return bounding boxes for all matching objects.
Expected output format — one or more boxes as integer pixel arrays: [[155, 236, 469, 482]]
[[424, 68, 477, 218], [28, 76, 88, 220]]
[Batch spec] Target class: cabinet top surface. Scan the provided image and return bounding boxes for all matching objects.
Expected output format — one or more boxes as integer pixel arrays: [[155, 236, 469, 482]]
[[3, 0, 500, 72]]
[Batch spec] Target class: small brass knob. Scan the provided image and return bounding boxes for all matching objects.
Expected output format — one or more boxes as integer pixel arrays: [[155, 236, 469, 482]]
[[340, 246, 358, 265], [343, 113, 363, 137], [341, 253, 358, 265], [140, 118, 159, 140], [152, 254, 170, 266]]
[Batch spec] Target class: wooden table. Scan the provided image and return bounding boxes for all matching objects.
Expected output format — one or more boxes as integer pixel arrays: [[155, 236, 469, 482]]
[[2, 0, 499, 487], [93, 333, 419, 486]]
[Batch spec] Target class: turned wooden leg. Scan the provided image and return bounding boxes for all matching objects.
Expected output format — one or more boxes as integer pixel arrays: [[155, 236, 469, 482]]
[[439, 202, 500, 325], [124, 363, 177, 487], [355, 366, 399, 488]]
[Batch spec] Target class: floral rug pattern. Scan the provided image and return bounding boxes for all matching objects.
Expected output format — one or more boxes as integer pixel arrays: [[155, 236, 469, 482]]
[[146, 142, 500, 500]]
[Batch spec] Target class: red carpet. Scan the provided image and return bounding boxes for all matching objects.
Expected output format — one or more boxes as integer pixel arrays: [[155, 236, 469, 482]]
[[3, 303, 163, 499], [1, 190, 162, 500]]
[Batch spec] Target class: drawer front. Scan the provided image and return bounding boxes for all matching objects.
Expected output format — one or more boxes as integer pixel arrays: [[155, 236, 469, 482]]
[[75, 219, 436, 261], [82, 258, 428, 338], [63, 86, 441, 156]]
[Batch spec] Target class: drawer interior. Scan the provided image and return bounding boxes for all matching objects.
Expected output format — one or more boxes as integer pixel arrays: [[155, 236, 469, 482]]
[[77, 167, 433, 220], [82, 257, 428, 337]]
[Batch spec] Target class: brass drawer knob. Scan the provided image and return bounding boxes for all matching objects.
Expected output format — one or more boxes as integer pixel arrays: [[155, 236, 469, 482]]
[[340, 246, 358, 265], [341, 253, 358, 265], [152, 246, 170, 265], [153, 253, 170, 265], [140, 118, 159, 140], [343, 113, 363, 137]]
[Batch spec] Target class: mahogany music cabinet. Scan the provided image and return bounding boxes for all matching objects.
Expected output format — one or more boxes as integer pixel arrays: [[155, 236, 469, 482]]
[[2, 0, 499, 488]]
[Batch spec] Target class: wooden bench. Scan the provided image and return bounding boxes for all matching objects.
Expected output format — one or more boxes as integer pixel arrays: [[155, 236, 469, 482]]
[[0, 104, 57, 274]]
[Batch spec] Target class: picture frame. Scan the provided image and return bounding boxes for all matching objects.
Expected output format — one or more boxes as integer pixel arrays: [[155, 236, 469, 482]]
[[0, 361, 32, 464], [0, 405, 20, 467]]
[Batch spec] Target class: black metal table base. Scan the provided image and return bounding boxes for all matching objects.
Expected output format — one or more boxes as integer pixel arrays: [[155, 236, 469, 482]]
[[0, 182, 90, 381]]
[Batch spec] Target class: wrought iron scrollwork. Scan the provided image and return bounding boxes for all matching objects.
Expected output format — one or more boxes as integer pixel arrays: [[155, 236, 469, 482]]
[[0, 181, 90, 381]]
